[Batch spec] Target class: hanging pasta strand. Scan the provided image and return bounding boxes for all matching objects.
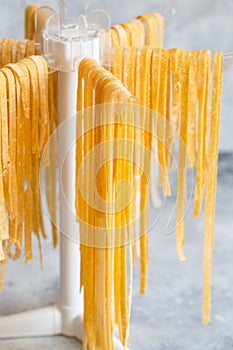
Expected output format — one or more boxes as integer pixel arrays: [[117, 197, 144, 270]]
[[109, 46, 123, 82], [25, 5, 39, 40], [202, 52, 223, 325], [122, 46, 136, 95], [111, 25, 130, 47], [157, 49, 171, 196], [2, 39, 12, 67], [31, 57, 49, 241], [170, 48, 181, 155], [121, 20, 145, 47], [16, 40, 28, 61], [122, 47, 137, 262], [1, 68, 17, 247], [153, 12, 164, 48], [137, 47, 152, 294], [107, 87, 130, 343], [0, 73, 9, 244], [13, 74, 24, 258], [151, 49, 162, 144], [150, 49, 163, 208], [193, 50, 211, 218], [0, 71, 11, 223], [175, 50, 190, 262], [29, 56, 49, 150], [165, 50, 171, 167], [26, 40, 36, 57], [116, 89, 134, 347], [19, 61, 33, 263], [187, 51, 198, 168], [111, 87, 133, 346], [98, 80, 117, 350], [93, 74, 108, 349], [110, 28, 120, 47], [137, 13, 160, 47], [45, 72, 59, 248], [95, 77, 128, 350], [76, 61, 91, 349]]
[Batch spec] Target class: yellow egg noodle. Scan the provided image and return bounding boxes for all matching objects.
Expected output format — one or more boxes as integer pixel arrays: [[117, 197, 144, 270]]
[[76, 58, 137, 349], [136, 12, 164, 48], [121, 20, 145, 47], [25, 5, 39, 40], [110, 12, 164, 49], [24, 5, 59, 248], [0, 56, 50, 287], [75, 50, 223, 348], [175, 50, 190, 262], [136, 47, 152, 295], [193, 51, 211, 219], [202, 52, 223, 325]]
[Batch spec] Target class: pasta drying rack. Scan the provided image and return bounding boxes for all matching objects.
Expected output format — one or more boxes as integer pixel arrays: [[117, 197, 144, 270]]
[[1, 1, 233, 349]]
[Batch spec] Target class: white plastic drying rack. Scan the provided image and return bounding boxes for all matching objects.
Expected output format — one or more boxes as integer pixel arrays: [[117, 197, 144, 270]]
[[0, 1, 233, 348]]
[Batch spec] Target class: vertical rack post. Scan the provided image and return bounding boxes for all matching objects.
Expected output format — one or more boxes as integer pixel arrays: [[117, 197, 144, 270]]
[[58, 71, 83, 338]]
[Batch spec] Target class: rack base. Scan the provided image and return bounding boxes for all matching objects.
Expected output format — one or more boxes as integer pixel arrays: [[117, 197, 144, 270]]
[[0, 306, 127, 349]]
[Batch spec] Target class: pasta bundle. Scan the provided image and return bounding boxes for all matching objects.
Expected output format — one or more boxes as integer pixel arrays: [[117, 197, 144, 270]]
[[77, 58, 140, 349], [110, 12, 164, 48], [24, 5, 59, 248], [202, 52, 223, 324], [76, 48, 224, 349], [0, 56, 50, 289]]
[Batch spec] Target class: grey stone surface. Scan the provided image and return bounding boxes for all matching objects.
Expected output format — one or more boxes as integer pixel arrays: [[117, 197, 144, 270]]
[[0, 154, 232, 349], [0, 337, 82, 350], [0, 0, 233, 151]]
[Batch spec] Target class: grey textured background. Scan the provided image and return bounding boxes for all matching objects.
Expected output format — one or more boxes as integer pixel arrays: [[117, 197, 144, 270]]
[[0, 0, 233, 150], [0, 2, 233, 349]]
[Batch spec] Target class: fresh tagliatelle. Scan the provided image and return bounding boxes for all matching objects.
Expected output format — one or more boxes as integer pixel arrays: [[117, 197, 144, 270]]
[[0, 10, 225, 349], [137, 12, 164, 47], [76, 49, 224, 349], [0, 55, 51, 287], [77, 58, 136, 349], [25, 4, 39, 40], [110, 12, 164, 49], [202, 52, 223, 325]]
